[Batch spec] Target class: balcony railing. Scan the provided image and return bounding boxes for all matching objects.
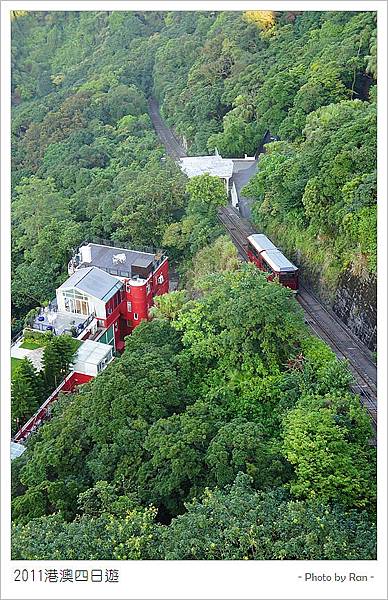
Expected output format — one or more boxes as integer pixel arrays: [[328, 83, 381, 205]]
[[32, 308, 96, 337], [81, 312, 96, 330], [11, 330, 24, 348], [88, 237, 163, 256]]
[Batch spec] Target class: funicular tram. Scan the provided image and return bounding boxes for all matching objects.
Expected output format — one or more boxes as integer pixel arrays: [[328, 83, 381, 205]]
[[247, 234, 299, 292]]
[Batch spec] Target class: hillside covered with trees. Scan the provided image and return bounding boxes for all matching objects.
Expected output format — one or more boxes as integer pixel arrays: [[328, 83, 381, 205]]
[[11, 10, 377, 559], [11, 10, 377, 329], [12, 265, 376, 559]]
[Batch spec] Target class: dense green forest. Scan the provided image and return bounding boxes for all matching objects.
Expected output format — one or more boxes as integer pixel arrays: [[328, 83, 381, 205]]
[[12, 266, 376, 559], [11, 10, 377, 330], [11, 10, 377, 559]]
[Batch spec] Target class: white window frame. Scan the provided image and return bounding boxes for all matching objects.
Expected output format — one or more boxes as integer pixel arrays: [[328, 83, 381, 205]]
[[127, 301, 132, 312], [157, 274, 164, 284], [62, 288, 90, 315], [133, 312, 139, 320]]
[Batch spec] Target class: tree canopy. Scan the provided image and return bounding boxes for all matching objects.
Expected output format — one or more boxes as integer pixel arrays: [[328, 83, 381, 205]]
[[12, 269, 376, 557]]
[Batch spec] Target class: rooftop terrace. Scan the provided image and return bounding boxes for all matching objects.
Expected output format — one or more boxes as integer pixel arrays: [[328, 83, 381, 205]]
[[69, 241, 166, 280], [32, 302, 94, 336]]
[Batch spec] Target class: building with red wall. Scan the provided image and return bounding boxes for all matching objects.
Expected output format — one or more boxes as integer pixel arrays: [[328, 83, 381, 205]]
[[32, 242, 169, 352], [13, 243, 169, 451]]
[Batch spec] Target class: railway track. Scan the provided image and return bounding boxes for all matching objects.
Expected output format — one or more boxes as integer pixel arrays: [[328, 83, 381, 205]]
[[148, 98, 187, 160], [297, 290, 377, 427], [148, 99, 377, 432], [218, 205, 254, 258]]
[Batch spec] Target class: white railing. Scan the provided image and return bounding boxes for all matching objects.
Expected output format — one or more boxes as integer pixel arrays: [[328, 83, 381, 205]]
[[11, 331, 24, 348], [13, 371, 74, 443]]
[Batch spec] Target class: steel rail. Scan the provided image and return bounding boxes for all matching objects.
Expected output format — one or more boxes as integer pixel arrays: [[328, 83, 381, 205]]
[[297, 292, 377, 428], [299, 284, 376, 371], [148, 98, 187, 159]]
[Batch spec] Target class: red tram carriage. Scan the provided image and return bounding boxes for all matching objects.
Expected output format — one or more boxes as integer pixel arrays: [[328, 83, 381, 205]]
[[247, 234, 299, 292]]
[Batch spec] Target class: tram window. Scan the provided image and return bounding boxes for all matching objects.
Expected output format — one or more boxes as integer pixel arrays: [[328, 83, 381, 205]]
[[280, 273, 296, 282], [262, 260, 273, 274], [249, 243, 259, 258]]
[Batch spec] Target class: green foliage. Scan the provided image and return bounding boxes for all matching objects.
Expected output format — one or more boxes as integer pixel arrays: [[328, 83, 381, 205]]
[[12, 217, 86, 318], [11, 357, 23, 376], [150, 290, 188, 321], [283, 392, 376, 508], [162, 474, 376, 560], [77, 481, 136, 517], [11, 268, 376, 554], [12, 177, 70, 250], [12, 508, 160, 560], [12, 473, 376, 561], [112, 158, 187, 247], [23, 329, 54, 345], [208, 103, 264, 157], [186, 235, 239, 293], [11, 13, 188, 327], [206, 419, 291, 489], [151, 11, 376, 155], [11, 319, 187, 525], [163, 174, 228, 262], [152, 10, 377, 290], [43, 335, 77, 390], [11, 358, 44, 433], [243, 11, 276, 30], [138, 399, 227, 516], [23, 309, 40, 328], [12, 9, 377, 318], [246, 99, 376, 291], [20, 340, 44, 350], [174, 265, 307, 373], [186, 173, 228, 216]]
